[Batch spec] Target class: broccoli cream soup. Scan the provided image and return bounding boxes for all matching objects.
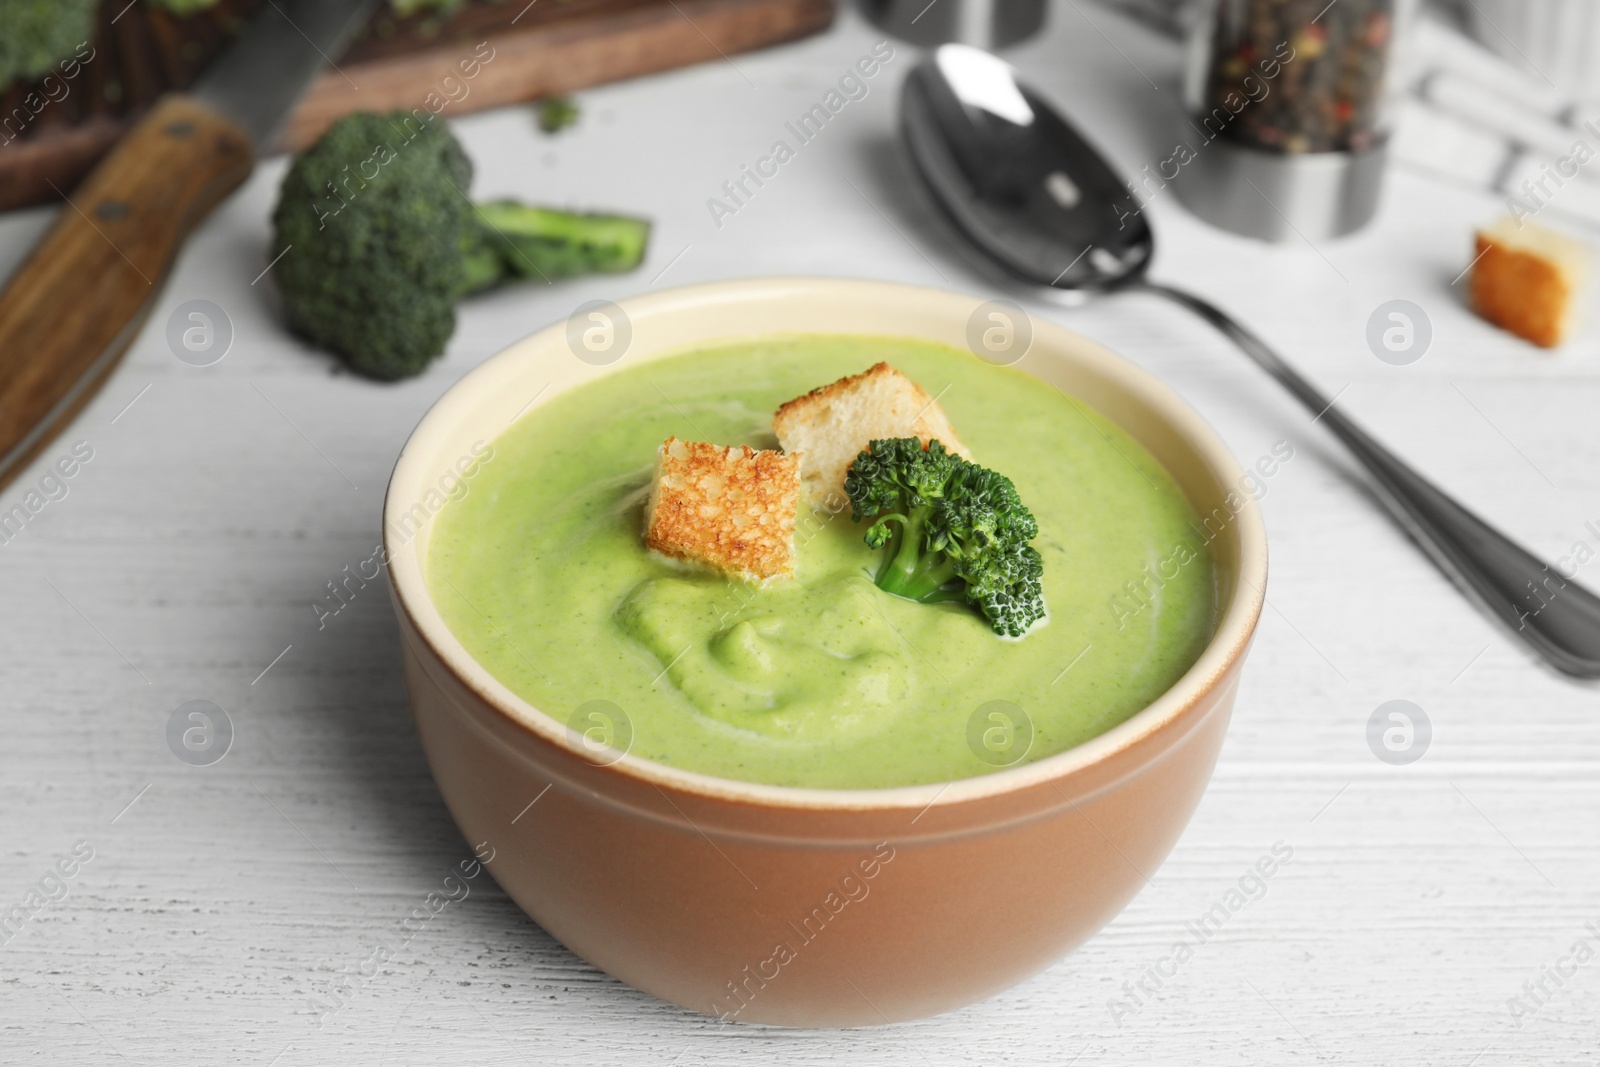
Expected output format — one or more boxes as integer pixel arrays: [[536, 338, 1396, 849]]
[[427, 336, 1217, 789]]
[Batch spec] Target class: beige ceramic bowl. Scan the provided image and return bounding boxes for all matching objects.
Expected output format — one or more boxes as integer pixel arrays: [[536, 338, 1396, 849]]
[[383, 277, 1266, 1027]]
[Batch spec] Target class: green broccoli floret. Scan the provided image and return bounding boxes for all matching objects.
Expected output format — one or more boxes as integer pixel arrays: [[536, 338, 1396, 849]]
[[537, 96, 580, 134], [272, 112, 473, 380], [0, 0, 98, 93], [389, 0, 467, 15], [144, 0, 224, 15], [845, 438, 1047, 638], [271, 110, 650, 380]]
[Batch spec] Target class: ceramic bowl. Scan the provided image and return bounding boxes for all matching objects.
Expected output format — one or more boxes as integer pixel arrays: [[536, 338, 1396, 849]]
[[383, 277, 1266, 1027]]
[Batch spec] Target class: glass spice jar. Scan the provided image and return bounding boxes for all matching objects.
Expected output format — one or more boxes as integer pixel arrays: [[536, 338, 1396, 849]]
[[1175, 0, 1413, 241]]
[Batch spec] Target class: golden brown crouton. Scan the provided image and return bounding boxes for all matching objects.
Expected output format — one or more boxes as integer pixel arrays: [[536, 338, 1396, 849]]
[[644, 437, 801, 581], [1470, 216, 1588, 348], [772, 362, 970, 506]]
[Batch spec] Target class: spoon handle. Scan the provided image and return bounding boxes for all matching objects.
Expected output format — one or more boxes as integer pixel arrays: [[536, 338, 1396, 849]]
[[1134, 279, 1600, 679]]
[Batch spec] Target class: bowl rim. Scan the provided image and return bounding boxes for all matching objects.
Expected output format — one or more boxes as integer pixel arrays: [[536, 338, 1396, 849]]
[[383, 276, 1266, 814]]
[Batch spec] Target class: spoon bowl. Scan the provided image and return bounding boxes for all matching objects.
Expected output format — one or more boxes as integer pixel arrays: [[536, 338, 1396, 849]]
[[902, 44, 1600, 679], [903, 45, 1151, 291]]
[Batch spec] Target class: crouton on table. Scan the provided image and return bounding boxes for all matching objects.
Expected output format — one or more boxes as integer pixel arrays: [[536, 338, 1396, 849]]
[[773, 362, 970, 506], [645, 437, 801, 581], [1470, 216, 1589, 348]]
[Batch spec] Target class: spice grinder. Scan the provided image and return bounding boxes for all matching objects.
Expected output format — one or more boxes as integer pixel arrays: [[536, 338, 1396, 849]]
[[1174, 0, 1416, 241]]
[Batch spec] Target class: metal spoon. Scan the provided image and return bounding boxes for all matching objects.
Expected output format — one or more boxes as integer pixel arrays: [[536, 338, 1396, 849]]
[[901, 44, 1600, 679]]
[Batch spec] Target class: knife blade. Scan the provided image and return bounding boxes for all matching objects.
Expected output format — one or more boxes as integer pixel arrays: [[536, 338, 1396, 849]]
[[194, 0, 380, 148], [0, 0, 379, 493]]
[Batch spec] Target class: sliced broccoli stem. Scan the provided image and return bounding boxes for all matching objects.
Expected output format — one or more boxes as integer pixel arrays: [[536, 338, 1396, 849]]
[[474, 201, 650, 282]]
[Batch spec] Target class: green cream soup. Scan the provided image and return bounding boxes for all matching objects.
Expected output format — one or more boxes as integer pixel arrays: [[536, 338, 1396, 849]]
[[427, 336, 1216, 789]]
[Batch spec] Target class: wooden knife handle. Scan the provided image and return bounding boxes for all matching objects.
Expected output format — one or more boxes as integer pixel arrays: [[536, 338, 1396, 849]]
[[0, 95, 253, 489]]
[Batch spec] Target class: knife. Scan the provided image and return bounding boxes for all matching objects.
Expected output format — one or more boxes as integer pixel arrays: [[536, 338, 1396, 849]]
[[0, 0, 379, 491]]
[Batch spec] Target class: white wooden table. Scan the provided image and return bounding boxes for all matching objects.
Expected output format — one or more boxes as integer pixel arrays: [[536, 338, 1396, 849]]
[[3, 3, 1597, 1062]]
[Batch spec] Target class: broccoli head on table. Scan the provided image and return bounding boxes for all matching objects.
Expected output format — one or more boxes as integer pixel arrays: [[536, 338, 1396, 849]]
[[272, 112, 475, 380], [271, 110, 649, 381]]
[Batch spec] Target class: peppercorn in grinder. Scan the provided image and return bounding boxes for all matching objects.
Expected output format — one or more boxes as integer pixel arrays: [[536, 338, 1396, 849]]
[[1173, 0, 1416, 241]]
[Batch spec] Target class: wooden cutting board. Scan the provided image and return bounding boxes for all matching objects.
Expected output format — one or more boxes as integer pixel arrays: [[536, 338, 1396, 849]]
[[0, 0, 836, 214]]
